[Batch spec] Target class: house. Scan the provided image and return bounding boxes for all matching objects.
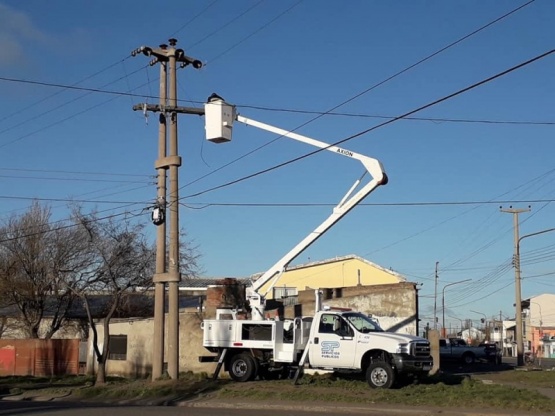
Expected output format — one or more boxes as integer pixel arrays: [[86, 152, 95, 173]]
[[253, 254, 406, 300], [522, 294, 555, 358], [88, 255, 421, 378], [485, 320, 516, 357], [458, 327, 485, 344]]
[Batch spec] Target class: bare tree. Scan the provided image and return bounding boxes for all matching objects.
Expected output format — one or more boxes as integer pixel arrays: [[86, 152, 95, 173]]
[[72, 210, 156, 384], [0, 202, 89, 339]]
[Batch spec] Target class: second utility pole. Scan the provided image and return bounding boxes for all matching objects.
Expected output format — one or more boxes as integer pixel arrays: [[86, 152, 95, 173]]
[[500, 206, 530, 367]]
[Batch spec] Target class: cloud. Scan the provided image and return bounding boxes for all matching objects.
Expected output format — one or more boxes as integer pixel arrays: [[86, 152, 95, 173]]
[[0, 3, 55, 67]]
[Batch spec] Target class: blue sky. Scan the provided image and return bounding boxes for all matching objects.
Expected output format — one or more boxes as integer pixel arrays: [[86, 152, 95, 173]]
[[0, 1, 554, 331]]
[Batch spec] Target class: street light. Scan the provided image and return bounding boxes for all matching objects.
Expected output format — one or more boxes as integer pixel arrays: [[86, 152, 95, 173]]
[[515, 227, 555, 366], [442, 279, 471, 337]]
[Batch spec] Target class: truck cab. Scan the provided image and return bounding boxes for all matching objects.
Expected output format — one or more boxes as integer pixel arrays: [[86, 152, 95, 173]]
[[307, 311, 432, 387]]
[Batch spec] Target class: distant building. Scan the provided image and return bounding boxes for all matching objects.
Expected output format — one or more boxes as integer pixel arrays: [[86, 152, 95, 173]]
[[253, 254, 406, 300], [458, 327, 485, 344], [522, 294, 555, 358]]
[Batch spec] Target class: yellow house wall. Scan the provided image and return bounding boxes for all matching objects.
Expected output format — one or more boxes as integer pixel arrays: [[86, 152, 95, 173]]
[[260, 258, 402, 299]]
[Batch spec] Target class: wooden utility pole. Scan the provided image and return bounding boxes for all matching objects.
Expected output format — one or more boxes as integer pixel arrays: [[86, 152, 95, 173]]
[[132, 39, 203, 380]]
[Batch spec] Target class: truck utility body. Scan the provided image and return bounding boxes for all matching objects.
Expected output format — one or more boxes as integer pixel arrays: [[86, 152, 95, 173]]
[[202, 308, 432, 388], [199, 96, 433, 389]]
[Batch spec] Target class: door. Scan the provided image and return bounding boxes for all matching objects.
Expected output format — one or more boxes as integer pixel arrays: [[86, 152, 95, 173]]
[[309, 313, 356, 368]]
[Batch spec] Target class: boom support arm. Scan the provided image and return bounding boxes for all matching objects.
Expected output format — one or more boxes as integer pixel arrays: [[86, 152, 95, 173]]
[[204, 97, 387, 320], [240, 115, 388, 292]]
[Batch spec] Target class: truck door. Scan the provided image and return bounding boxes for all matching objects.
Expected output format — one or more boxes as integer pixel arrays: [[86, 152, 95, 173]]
[[309, 313, 356, 368]]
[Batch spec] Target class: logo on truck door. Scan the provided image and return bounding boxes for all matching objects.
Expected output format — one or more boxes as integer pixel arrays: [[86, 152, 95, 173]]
[[321, 341, 340, 358]]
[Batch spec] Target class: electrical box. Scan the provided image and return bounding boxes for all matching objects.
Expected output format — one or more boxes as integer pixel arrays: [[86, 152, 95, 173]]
[[205, 97, 234, 143]]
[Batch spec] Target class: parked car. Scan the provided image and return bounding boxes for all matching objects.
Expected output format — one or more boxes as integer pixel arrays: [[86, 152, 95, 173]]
[[440, 338, 501, 366], [479, 342, 502, 365]]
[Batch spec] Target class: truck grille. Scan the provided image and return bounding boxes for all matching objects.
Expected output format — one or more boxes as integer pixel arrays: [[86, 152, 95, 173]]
[[412, 342, 431, 357]]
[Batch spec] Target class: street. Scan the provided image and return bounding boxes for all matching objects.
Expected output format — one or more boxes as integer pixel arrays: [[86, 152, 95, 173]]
[[0, 401, 425, 416]]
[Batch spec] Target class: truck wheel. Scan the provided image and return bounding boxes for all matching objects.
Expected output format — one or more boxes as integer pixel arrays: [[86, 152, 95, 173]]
[[229, 353, 256, 382], [366, 361, 395, 389], [461, 353, 475, 366]]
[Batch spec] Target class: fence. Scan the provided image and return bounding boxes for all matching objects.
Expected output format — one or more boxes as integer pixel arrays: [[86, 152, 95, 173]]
[[0, 339, 80, 377]]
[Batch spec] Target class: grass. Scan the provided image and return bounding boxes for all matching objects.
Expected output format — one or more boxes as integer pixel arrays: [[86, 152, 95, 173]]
[[475, 369, 555, 389], [0, 375, 93, 387], [1, 370, 554, 412], [74, 371, 217, 401], [217, 372, 555, 413], [0, 375, 96, 397]]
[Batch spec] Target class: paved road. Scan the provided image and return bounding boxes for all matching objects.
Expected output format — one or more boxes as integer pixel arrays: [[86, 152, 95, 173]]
[[0, 400, 522, 416]]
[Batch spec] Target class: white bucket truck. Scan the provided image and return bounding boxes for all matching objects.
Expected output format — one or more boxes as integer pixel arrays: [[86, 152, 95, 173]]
[[199, 96, 432, 389]]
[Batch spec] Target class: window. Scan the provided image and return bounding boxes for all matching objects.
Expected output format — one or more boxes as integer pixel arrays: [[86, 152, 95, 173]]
[[273, 286, 298, 299], [108, 335, 128, 360], [319, 314, 336, 333]]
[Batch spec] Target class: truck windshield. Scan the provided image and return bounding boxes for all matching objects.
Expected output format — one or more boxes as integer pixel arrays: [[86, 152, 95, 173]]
[[344, 312, 384, 333]]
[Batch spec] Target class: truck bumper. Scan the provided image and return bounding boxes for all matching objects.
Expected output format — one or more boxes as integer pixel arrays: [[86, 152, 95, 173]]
[[393, 355, 433, 374]]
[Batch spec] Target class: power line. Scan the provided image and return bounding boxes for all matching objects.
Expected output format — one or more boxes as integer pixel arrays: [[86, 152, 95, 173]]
[[183, 48, 555, 199], [205, 1, 304, 65], [0, 167, 152, 178], [0, 183, 153, 219], [5, 74, 552, 129], [186, 0, 265, 51], [0, 77, 155, 149], [0, 58, 130, 126], [0, 195, 144, 205], [0, 64, 148, 139], [169, 0, 220, 38], [178, 1, 539, 192], [0, 76, 153, 101], [0, 174, 149, 184], [252, 0, 536, 130], [0, 206, 149, 244], [181, 198, 555, 208], [451, 280, 514, 309], [233, 105, 555, 126]]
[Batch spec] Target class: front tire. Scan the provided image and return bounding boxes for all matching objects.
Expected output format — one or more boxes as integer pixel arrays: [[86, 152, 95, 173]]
[[366, 361, 395, 389], [229, 353, 256, 382], [461, 353, 475, 366]]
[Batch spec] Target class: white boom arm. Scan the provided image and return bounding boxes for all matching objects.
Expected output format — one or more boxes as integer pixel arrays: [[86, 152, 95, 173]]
[[204, 97, 388, 320], [238, 116, 387, 319]]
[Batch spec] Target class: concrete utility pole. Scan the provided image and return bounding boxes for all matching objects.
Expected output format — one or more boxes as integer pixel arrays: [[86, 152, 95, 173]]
[[132, 39, 203, 380], [500, 206, 530, 367], [433, 262, 439, 330]]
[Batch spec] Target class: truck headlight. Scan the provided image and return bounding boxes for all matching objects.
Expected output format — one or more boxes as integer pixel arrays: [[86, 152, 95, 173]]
[[396, 343, 410, 354]]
